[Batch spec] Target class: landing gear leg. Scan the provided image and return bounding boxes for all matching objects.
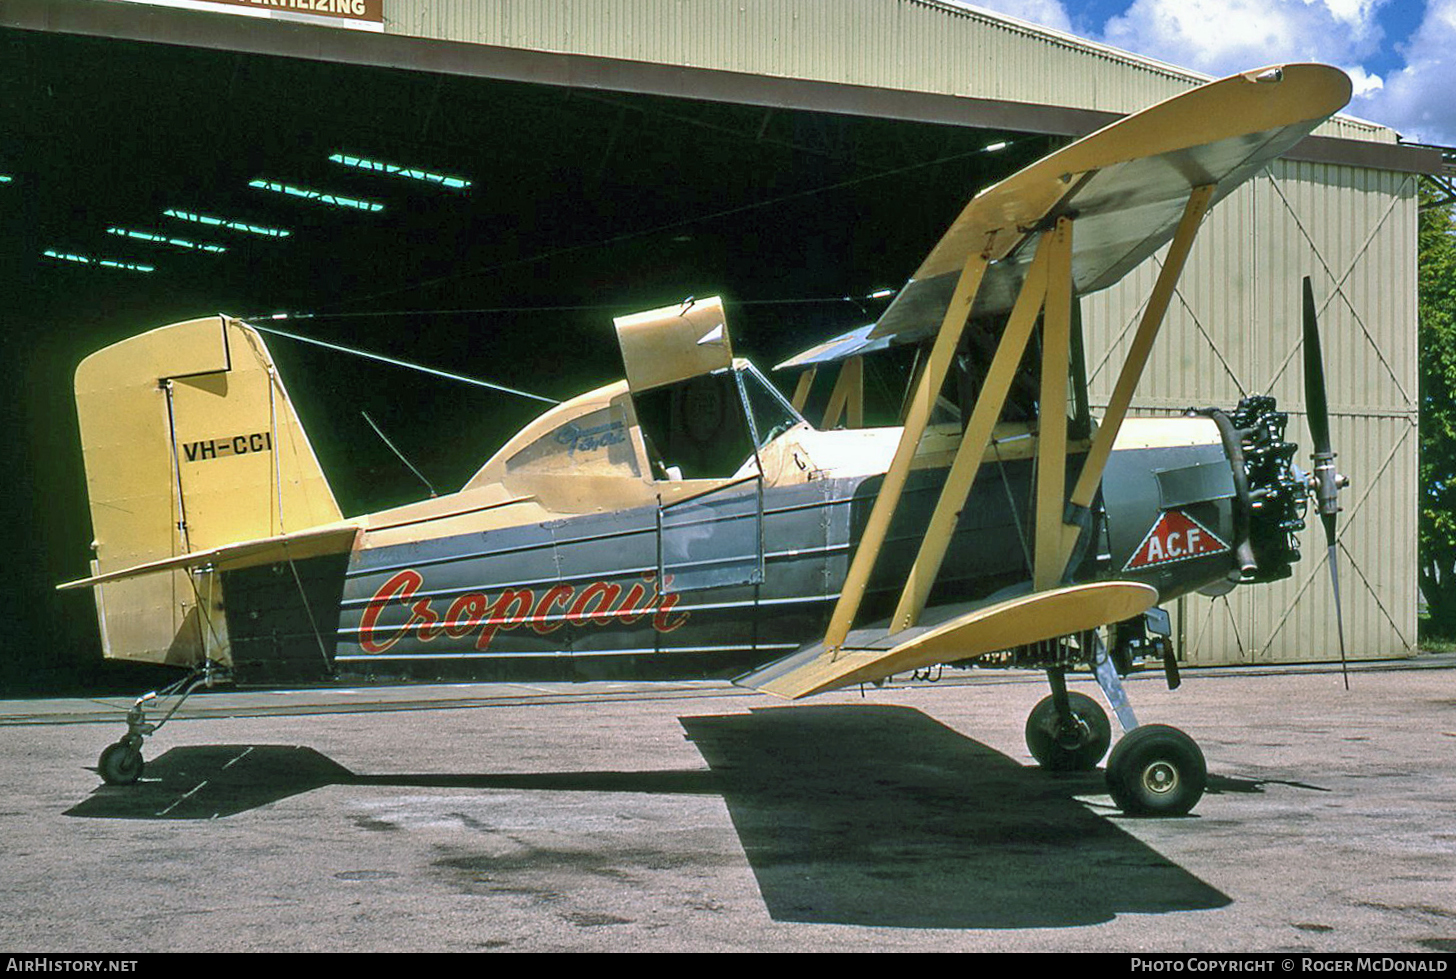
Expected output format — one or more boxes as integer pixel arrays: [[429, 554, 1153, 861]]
[[1091, 630, 1139, 734], [1091, 631, 1207, 817], [96, 661, 228, 786]]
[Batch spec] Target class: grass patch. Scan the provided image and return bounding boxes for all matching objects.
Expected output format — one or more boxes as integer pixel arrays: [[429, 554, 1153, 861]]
[[1417, 614, 1456, 653]]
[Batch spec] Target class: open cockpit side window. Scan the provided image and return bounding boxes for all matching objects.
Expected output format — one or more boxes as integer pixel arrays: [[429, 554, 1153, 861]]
[[633, 371, 753, 480], [612, 296, 804, 482], [632, 362, 805, 481]]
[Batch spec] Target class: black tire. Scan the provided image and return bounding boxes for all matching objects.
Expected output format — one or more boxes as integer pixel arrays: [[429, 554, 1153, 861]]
[[1105, 724, 1206, 817], [1025, 691, 1112, 771], [98, 741, 144, 786]]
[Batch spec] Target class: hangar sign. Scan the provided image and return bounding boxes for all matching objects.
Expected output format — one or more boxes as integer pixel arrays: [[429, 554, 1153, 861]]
[[118, 0, 384, 30]]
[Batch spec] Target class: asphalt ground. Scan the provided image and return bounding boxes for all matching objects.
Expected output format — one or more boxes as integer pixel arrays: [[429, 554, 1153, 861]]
[[0, 658, 1453, 953]]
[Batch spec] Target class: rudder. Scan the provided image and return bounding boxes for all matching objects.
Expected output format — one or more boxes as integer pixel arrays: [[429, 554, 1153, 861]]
[[74, 316, 342, 667]]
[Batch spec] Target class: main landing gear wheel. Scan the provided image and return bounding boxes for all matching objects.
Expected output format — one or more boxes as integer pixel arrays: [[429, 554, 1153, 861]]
[[1025, 691, 1112, 771], [98, 738, 144, 786], [1105, 724, 1206, 817]]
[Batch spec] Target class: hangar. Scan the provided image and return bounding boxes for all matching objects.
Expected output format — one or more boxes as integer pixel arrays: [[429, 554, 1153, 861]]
[[1, 0, 1437, 691]]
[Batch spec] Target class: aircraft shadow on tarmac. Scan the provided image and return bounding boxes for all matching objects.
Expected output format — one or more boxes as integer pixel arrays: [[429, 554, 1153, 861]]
[[679, 705, 1233, 928], [66, 703, 1240, 928]]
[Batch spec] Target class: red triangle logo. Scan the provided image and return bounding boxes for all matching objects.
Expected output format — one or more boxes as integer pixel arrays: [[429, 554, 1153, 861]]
[[1124, 509, 1230, 571]]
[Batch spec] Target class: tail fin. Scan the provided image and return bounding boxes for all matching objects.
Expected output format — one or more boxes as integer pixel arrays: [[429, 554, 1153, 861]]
[[74, 316, 342, 666]]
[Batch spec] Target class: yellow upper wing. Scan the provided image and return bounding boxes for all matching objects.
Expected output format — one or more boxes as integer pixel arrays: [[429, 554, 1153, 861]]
[[782, 65, 1351, 367]]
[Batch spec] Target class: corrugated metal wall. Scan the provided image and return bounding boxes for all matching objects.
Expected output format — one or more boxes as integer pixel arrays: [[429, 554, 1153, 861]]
[[379, 0, 1418, 662], [1083, 162, 1419, 663]]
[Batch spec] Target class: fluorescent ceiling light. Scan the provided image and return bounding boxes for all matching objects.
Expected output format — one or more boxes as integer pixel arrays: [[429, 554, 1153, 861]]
[[329, 153, 472, 189], [107, 227, 227, 253], [44, 249, 155, 273], [0, 175, 13, 184], [249, 179, 384, 212], [164, 209, 292, 238]]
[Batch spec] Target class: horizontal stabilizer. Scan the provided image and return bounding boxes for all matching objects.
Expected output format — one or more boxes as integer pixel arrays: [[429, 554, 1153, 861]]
[[58, 523, 359, 592], [738, 581, 1158, 700]]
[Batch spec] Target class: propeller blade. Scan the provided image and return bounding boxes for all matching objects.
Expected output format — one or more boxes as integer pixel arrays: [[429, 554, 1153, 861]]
[[1302, 276, 1332, 458], [1302, 275, 1348, 689], [1327, 543, 1349, 691]]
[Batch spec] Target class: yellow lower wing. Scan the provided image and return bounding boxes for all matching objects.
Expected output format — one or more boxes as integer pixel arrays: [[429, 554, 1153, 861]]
[[741, 581, 1158, 700]]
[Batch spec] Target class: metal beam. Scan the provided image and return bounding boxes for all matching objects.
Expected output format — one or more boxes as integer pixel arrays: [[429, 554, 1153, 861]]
[[0, 0, 1104, 134], [4, 0, 1441, 175]]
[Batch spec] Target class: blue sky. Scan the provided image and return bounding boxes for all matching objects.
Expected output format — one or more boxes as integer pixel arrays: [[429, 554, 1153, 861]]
[[955, 0, 1456, 146]]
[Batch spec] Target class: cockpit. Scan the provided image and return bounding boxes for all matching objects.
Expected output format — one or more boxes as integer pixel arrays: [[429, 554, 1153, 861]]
[[462, 296, 809, 503], [632, 360, 803, 481]]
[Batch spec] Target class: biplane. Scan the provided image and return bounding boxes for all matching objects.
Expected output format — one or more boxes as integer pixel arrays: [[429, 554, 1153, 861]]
[[62, 64, 1354, 818]]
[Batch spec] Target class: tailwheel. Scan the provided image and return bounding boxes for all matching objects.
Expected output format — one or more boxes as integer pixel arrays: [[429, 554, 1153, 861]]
[[92, 661, 227, 786], [1105, 724, 1206, 817], [1025, 691, 1112, 771], [98, 738, 144, 786]]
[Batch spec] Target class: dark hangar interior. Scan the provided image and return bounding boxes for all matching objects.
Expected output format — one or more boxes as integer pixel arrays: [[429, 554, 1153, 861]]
[[0, 22, 1051, 693]]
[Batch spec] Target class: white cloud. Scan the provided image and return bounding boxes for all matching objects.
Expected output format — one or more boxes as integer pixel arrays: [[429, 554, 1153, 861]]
[[932, 0, 1455, 145], [1344, 65, 1384, 99], [1354, 0, 1456, 144], [1320, 0, 1388, 30], [939, 0, 1075, 34], [1098, 0, 1388, 78]]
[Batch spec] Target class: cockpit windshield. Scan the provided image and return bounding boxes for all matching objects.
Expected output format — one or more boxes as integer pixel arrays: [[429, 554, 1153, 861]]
[[737, 361, 805, 450]]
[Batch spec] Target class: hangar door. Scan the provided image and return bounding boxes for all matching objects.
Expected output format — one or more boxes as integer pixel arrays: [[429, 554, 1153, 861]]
[[1083, 159, 1418, 664]]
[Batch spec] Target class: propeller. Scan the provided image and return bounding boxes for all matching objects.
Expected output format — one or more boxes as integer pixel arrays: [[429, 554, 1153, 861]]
[[1301, 276, 1351, 688]]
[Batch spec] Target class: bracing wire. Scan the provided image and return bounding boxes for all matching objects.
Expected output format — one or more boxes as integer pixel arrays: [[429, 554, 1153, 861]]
[[247, 320, 560, 405], [243, 290, 900, 324]]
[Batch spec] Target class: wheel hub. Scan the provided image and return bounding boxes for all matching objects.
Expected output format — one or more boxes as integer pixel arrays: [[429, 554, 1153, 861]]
[[1142, 760, 1180, 795], [1054, 717, 1091, 750]]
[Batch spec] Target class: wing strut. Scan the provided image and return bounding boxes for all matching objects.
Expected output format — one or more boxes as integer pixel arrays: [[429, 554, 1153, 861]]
[[887, 185, 1212, 632], [889, 222, 1058, 630], [1051, 183, 1216, 578], [1034, 216, 1076, 591], [822, 242, 993, 653], [790, 367, 817, 412], [820, 355, 865, 429]]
